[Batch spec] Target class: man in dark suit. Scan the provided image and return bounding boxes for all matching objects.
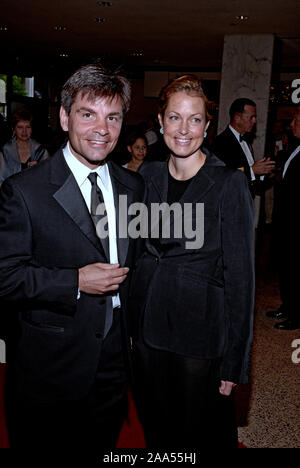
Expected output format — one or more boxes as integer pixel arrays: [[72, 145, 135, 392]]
[[0, 63, 145, 448], [211, 98, 275, 197], [268, 106, 300, 330]]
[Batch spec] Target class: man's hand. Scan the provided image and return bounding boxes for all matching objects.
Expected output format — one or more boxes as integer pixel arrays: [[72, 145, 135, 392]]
[[219, 380, 237, 396], [252, 157, 275, 175], [78, 262, 129, 295]]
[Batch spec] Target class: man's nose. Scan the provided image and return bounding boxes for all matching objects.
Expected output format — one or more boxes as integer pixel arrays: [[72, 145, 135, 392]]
[[93, 118, 109, 134]]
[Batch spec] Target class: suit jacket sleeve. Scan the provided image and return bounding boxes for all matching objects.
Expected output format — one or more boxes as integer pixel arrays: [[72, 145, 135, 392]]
[[220, 170, 255, 383], [0, 178, 78, 310]]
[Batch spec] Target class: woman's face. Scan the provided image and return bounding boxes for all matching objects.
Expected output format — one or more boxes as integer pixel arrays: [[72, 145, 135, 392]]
[[14, 120, 32, 141], [128, 137, 147, 161], [159, 91, 209, 159]]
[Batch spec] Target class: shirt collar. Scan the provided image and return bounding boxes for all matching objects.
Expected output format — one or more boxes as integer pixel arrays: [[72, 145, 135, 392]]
[[63, 141, 110, 189], [229, 125, 243, 142]]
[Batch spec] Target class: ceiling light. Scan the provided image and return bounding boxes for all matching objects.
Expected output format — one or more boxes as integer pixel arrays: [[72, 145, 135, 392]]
[[235, 15, 249, 21], [0, 26, 8, 31], [131, 52, 144, 57], [97, 1, 113, 6], [54, 25, 67, 31], [95, 17, 106, 23]]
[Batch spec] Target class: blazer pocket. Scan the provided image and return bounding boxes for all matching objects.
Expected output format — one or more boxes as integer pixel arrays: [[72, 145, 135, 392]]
[[22, 317, 65, 334]]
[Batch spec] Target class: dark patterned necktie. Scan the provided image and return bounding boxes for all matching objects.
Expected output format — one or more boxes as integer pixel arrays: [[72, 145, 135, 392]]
[[88, 172, 110, 253], [88, 172, 113, 337]]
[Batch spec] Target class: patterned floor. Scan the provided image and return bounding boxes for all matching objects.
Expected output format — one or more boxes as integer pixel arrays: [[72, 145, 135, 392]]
[[236, 228, 300, 448]]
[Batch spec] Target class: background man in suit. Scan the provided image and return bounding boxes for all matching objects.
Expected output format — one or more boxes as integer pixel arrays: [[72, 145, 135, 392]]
[[0, 63, 145, 448], [211, 98, 275, 197], [267, 106, 300, 330]]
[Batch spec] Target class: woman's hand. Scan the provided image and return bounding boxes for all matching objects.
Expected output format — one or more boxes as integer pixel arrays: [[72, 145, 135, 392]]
[[219, 380, 237, 396]]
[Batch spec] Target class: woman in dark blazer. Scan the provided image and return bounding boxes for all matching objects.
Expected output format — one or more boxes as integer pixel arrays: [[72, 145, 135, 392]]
[[131, 75, 255, 448]]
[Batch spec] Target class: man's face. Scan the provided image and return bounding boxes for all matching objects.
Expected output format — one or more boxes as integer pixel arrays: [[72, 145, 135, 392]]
[[60, 92, 123, 169], [291, 109, 300, 139], [237, 105, 257, 134]]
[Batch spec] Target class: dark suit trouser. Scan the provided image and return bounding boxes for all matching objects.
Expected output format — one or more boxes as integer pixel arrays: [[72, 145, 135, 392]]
[[132, 339, 238, 449], [6, 311, 128, 449], [278, 235, 300, 323]]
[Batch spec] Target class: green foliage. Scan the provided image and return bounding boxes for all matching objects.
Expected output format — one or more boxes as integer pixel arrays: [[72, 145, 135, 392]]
[[0, 74, 27, 96], [12, 76, 27, 96]]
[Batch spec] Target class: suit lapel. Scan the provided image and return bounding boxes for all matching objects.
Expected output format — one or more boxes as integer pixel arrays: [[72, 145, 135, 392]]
[[108, 161, 134, 267], [148, 163, 169, 202], [180, 165, 215, 204], [148, 155, 216, 204], [226, 127, 252, 180], [50, 151, 106, 256], [145, 156, 215, 256]]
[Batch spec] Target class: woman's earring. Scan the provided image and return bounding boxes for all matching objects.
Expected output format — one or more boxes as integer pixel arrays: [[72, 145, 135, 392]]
[[204, 131, 207, 138], [160, 127, 164, 135]]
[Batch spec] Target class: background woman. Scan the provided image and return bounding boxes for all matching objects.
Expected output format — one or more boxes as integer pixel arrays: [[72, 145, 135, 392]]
[[123, 131, 148, 172], [131, 75, 255, 448], [0, 108, 48, 185]]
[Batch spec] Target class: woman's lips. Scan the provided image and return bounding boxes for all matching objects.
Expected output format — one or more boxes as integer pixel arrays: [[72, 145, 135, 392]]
[[175, 137, 191, 145]]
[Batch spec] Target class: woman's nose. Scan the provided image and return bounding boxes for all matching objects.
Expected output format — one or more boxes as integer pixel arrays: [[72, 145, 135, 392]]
[[179, 120, 189, 134]]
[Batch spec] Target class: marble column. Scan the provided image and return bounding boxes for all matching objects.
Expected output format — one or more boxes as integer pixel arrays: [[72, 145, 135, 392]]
[[218, 34, 274, 159]]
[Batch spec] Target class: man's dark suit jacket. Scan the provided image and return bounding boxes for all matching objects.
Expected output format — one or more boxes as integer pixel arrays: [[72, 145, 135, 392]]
[[278, 146, 300, 237], [211, 126, 253, 187], [277, 147, 300, 322], [0, 149, 144, 402], [131, 148, 255, 384]]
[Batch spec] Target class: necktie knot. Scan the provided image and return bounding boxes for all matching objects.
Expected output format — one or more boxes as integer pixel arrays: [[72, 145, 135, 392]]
[[88, 171, 105, 217], [239, 134, 245, 143], [88, 172, 98, 186]]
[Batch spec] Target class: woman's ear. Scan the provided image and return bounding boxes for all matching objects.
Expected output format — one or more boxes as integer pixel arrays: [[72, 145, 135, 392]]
[[158, 113, 163, 129], [127, 145, 132, 154], [205, 120, 210, 132]]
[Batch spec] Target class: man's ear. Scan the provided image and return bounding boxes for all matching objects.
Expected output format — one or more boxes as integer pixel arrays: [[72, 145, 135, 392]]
[[60, 106, 69, 132]]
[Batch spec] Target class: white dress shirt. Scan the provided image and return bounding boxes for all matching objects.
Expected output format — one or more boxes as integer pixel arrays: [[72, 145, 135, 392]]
[[229, 125, 256, 181], [282, 145, 300, 178], [63, 142, 120, 308]]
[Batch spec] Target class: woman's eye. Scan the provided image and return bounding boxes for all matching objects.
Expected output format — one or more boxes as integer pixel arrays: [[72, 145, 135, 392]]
[[169, 115, 178, 121]]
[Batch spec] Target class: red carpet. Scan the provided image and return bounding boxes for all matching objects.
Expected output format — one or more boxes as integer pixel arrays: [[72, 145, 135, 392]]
[[0, 363, 246, 448]]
